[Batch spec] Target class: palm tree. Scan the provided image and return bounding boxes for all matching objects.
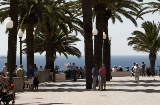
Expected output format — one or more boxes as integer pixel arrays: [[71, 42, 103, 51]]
[[40, 0, 83, 71], [0, 0, 53, 72], [127, 21, 160, 75], [33, 30, 81, 59], [92, 0, 142, 80], [19, 0, 55, 72], [0, 0, 18, 78], [82, 0, 93, 89], [32, 28, 82, 70]]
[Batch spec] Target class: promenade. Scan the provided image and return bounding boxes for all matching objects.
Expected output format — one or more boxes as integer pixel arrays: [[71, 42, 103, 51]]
[[15, 76, 160, 105]]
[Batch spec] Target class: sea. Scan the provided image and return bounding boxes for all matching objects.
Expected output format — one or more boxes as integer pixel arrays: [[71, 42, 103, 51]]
[[0, 55, 160, 71]]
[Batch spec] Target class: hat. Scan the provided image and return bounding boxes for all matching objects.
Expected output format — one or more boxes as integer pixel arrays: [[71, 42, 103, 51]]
[[119, 66, 121, 67]]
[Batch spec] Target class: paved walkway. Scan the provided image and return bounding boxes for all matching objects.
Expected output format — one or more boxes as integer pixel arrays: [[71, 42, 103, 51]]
[[14, 76, 160, 105]]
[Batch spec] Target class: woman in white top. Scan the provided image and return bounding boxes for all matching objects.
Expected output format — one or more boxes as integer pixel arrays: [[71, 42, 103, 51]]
[[112, 65, 117, 72], [133, 63, 140, 84]]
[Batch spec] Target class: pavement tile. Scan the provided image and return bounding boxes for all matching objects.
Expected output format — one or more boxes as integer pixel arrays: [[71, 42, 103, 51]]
[[13, 76, 160, 105]]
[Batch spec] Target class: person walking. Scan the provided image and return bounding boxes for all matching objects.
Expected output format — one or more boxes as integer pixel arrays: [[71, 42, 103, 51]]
[[133, 63, 140, 84], [141, 62, 146, 77], [92, 64, 98, 90], [99, 64, 106, 90]]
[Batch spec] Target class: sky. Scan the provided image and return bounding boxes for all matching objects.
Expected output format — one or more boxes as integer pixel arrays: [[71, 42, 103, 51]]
[[0, 0, 159, 56]]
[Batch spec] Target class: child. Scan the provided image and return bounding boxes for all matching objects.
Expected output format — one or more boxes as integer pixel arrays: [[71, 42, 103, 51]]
[[28, 75, 34, 91]]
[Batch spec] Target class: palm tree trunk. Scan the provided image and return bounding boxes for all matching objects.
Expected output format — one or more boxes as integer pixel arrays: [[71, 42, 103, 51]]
[[103, 10, 112, 81], [149, 53, 156, 76], [95, 13, 104, 68], [82, 0, 93, 89], [45, 32, 52, 69], [26, 24, 34, 74], [103, 13, 112, 81], [8, 0, 18, 81]]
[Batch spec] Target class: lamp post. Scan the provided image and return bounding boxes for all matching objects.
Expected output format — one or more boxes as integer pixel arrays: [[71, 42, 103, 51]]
[[6, 17, 13, 82], [103, 32, 106, 64], [108, 35, 112, 80], [92, 27, 98, 64], [17, 29, 23, 65]]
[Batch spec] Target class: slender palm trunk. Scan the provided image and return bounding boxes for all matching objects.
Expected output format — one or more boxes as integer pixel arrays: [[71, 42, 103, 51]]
[[103, 10, 112, 81], [8, 0, 18, 80], [150, 60, 155, 76], [26, 24, 34, 73], [82, 0, 93, 89], [95, 13, 103, 68], [45, 32, 52, 69], [149, 53, 156, 76]]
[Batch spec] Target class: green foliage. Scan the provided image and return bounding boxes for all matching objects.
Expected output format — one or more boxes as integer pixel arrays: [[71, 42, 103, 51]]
[[33, 28, 82, 59], [127, 21, 160, 54], [92, 0, 142, 26]]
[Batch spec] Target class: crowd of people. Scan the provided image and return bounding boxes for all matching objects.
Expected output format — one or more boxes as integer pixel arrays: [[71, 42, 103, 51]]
[[1, 63, 44, 91], [64, 63, 86, 81], [111, 62, 154, 84]]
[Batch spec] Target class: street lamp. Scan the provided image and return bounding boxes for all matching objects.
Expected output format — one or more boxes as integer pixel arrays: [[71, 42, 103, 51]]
[[17, 29, 23, 65], [92, 27, 98, 36], [92, 27, 98, 65], [103, 32, 106, 64], [6, 17, 13, 28], [6, 17, 13, 82], [108, 35, 112, 80]]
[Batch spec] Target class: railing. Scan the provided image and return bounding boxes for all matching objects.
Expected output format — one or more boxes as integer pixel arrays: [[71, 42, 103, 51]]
[[155, 70, 160, 76]]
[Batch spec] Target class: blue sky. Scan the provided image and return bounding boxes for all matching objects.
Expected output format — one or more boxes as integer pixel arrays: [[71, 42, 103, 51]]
[[0, 0, 159, 56]]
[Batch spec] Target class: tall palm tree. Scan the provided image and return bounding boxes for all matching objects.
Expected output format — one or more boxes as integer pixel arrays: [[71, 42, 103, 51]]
[[0, 0, 18, 78], [127, 21, 160, 75], [92, 0, 142, 80], [0, 0, 54, 71], [19, 0, 55, 72], [27, 0, 83, 81], [33, 30, 81, 59], [82, 0, 93, 89]]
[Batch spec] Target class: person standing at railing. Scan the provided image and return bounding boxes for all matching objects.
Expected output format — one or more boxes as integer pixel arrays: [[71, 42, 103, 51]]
[[72, 63, 77, 81], [16, 64, 26, 89], [2, 63, 7, 77], [141, 62, 146, 77]]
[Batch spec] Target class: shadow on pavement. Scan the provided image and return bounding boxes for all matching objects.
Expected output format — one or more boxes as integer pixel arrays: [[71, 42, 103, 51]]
[[15, 103, 72, 105], [107, 88, 160, 93]]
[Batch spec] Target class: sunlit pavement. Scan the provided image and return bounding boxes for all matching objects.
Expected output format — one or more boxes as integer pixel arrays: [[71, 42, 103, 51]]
[[15, 76, 160, 105]]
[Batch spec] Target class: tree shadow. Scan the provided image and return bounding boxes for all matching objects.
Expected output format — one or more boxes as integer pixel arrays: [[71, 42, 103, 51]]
[[107, 88, 160, 93], [15, 102, 72, 105]]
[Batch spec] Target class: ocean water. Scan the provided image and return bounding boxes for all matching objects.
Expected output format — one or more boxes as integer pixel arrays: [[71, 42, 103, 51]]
[[0, 55, 160, 71]]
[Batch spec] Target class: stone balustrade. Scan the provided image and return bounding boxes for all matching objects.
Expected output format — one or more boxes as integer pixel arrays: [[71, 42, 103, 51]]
[[56, 74, 66, 81], [111, 71, 131, 77], [3, 70, 66, 92], [5, 77, 24, 92]]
